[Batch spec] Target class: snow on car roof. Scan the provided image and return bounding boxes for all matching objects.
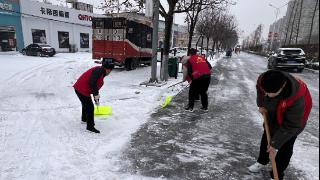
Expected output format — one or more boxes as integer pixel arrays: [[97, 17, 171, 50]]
[[279, 48, 303, 50]]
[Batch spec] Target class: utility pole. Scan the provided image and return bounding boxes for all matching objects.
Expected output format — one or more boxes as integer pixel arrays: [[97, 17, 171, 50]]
[[269, 2, 288, 50], [269, 4, 280, 51], [150, 0, 159, 83]]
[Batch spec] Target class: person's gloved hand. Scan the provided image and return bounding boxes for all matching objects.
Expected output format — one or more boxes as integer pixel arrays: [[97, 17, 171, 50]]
[[93, 95, 100, 106]]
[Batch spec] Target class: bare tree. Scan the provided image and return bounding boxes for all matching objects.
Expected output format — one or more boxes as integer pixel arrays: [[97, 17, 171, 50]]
[[295, 0, 304, 44], [197, 10, 238, 54], [102, 0, 230, 81], [284, 0, 297, 45], [289, 0, 299, 45], [183, 0, 231, 55], [308, 0, 319, 44], [101, 0, 144, 13]]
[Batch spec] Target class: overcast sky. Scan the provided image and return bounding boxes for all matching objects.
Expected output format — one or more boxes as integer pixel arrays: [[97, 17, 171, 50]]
[[46, 0, 289, 40], [171, 0, 289, 40]]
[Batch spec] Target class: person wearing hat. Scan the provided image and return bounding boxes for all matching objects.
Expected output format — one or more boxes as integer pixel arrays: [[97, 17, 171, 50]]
[[182, 48, 212, 112], [248, 70, 312, 180], [73, 59, 115, 133]]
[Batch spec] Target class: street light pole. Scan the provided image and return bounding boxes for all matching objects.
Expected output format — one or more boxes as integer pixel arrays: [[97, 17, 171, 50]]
[[269, 2, 288, 51], [269, 4, 280, 51]]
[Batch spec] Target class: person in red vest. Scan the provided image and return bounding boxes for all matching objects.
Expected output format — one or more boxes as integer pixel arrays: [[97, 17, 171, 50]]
[[73, 59, 115, 133], [183, 48, 212, 112], [248, 70, 312, 180]]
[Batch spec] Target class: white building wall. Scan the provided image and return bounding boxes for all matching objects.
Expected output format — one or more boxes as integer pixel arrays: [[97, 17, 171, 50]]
[[20, 0, 100, 52]]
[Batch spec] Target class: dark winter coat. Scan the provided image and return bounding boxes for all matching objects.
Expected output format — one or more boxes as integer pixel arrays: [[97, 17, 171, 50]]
[[73, 66, 106, 97], [256, 71, 312, 149]]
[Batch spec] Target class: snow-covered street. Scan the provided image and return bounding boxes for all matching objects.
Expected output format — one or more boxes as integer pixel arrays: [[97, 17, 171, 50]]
[[123, 53, 319, 180], [0, 52, 318, 180]]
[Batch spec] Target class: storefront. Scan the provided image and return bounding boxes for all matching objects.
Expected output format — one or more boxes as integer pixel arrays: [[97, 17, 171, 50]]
[[0, 0, 24, 51], [20, 0, 102, 52]]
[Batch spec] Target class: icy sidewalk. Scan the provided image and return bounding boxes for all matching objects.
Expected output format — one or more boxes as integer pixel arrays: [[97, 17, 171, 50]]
[[122, 55, 311, 180]]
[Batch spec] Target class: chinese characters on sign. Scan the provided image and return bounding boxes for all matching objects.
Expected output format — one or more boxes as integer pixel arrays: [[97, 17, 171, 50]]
[[40, 7, 69, 18]]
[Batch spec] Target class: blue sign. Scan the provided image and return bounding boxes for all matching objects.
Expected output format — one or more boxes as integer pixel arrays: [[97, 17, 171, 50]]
[[0, 0, 24, 51]]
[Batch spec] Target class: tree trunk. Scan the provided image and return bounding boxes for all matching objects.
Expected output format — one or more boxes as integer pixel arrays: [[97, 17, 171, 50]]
[[161, 14, 174, 81], [295, 0, 304, 44], [187, 20, 195, 55], [289, 0, 298, 45], [206, 36, 209, 58], [284, 0, 297, 46], [308, 0, 319, 45]]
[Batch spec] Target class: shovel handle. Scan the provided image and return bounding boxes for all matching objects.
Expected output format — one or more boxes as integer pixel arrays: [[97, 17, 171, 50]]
[[262, 112, 279, 180]]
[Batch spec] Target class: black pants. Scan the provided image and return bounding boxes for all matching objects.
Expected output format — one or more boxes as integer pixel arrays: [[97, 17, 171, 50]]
[[257, 130, 297, 179], [188, 75, 211, 109], [75, 90, 95, 128]]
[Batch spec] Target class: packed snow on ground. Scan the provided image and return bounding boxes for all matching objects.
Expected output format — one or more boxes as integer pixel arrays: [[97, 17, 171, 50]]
[[0, 52, 219, 180], [0, 52, 317, 180]]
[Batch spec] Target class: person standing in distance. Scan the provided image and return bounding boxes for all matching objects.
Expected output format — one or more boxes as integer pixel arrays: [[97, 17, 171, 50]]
[[73, 59, 114, 133]]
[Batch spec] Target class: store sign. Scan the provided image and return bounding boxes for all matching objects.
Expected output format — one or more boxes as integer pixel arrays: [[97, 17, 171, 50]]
[[40, 7, 69, 18], [78, 14, 92, 21]]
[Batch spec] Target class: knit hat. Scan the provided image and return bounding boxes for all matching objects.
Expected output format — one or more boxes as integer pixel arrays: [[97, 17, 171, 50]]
[[261, 70, 286, 93], [102, 59, 115, 69], [189, 48, 197, 55]]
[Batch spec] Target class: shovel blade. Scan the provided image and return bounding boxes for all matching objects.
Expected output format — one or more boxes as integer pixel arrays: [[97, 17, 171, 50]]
[[94, 106, 112, 116], [162, 96, 173, 108]]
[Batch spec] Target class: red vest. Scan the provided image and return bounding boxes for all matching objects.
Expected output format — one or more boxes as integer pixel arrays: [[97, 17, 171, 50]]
[[188, 55, 211, 80], [73, 66, 104, 97], [276, 78, 312, 127]]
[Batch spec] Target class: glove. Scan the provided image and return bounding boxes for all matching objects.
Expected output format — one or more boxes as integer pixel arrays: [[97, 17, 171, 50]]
[[93, 95, 100, 106]]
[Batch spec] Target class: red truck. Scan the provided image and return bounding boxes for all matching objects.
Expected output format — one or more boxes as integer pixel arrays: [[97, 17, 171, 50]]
[[92, 13, 153, 70]]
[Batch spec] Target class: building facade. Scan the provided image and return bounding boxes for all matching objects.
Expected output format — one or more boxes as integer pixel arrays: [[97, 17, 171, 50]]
[[0, 0, 24, 51], [20, 0, 103, 52], [269, 0, 319, 47]]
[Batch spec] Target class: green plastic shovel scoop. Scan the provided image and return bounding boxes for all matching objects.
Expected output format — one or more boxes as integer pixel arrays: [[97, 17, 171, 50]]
[[94, 106, 112, 117], [162, 96, 173, 108]]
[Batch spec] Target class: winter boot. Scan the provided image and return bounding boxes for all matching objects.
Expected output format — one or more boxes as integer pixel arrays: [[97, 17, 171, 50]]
[[248, 162, 265, 173], [87, 127, 100, 133], [200, 107, 208, 112], [184, 106, 194, 112]]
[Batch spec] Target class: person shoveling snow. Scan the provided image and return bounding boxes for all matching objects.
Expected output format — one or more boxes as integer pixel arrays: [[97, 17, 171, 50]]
[[73, 59, 114, 133]]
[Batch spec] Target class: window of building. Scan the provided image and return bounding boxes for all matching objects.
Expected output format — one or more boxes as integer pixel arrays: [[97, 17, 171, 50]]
[[0, 26, 16, 52], [80, 33, 89, 48], [58, 31, 69, 48], [32, 29, 47, 44]]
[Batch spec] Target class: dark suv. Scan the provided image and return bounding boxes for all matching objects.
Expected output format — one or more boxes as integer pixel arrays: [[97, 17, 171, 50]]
[[21, 44, 56, 57], [267, 48, 306, 72]]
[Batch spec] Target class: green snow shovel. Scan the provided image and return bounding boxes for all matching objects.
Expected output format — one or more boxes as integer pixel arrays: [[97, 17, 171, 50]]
[[94, 106, 112, 118], [162, 83, 189, 108], [162, 96, 173, 108]]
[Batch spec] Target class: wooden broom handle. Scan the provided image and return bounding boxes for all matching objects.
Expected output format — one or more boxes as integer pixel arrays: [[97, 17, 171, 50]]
[[263, 112, 279, 180]]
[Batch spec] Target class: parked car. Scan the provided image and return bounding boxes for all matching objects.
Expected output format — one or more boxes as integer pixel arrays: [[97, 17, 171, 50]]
[[21, 44, 56, 57], [267, 48, 306, 72], [306, 59, 319, 70]]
